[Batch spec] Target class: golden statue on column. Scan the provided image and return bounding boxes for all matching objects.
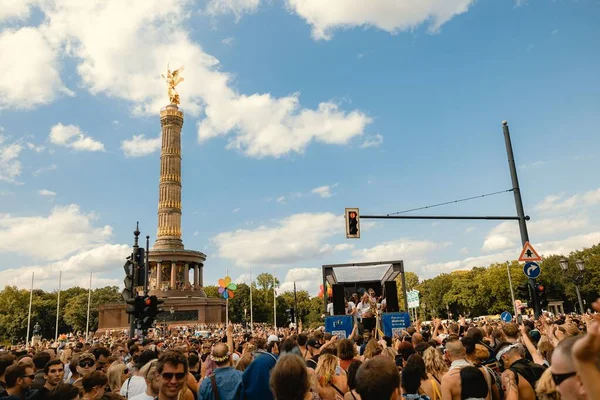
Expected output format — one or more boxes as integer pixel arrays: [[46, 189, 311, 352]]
[[161, 65, 185, 105]]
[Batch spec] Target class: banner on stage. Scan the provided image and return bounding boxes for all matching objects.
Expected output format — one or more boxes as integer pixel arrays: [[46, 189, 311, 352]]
[[382, 312, 411, 338], [325, 315, 353, 339]]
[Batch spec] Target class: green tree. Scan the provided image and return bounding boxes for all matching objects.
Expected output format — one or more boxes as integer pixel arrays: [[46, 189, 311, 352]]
[[203, 285, 220, 298], [63, 286, 122, 333], [396, 272, 420, 309]]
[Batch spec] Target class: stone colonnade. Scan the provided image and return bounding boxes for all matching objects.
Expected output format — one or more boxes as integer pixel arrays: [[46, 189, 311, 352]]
[[150, 262, 203, 291]]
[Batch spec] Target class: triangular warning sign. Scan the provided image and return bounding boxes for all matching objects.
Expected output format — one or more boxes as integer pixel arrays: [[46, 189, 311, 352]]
[[518, 241, 542, 262]]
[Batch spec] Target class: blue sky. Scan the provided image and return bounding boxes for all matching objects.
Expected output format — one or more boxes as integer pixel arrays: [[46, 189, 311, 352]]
[[1, 0, 599, 294]]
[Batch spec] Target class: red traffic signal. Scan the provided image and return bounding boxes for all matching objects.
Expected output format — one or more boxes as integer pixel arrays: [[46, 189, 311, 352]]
[[144, 297, 152, 306], [345, 208, 360, 239]]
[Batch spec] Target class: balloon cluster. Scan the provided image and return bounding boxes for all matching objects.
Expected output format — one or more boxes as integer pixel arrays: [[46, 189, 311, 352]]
[[318, 282, 333, 298]]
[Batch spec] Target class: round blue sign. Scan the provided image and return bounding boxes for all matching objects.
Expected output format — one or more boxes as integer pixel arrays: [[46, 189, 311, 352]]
[[501, 311, 512, 323], [523, 262, 541, 279]]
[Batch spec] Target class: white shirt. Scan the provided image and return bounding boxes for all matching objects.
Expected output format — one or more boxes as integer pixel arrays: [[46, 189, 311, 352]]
[[356, 302, 371, 319], [327, 302, 334, 316], [120, 376, 147, 399], [346, 301, 356, 315], [130, 393, 154, 400]]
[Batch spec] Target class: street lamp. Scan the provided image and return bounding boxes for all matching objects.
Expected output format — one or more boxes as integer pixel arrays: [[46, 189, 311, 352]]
[[559, 259, 585, 314]]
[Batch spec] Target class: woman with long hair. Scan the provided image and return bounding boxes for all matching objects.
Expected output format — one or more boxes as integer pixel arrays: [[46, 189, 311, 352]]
[[343, 360, 362, 400], [422, 347, 447, 399], [407, 354, 439, 400], [315, 354, 348, 400], [106, 363, 129, 394], [270, 354, 318, 400]]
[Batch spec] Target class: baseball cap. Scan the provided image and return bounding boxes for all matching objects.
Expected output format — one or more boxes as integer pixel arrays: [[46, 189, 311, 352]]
[[267, 335, 279, 345], [307, 338, 321, 349]]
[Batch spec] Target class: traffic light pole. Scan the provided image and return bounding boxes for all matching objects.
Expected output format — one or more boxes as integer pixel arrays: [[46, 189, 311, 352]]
[[130, 223, 141, 339], [144, 235, 150, 296], [502, 121, 539, 319]]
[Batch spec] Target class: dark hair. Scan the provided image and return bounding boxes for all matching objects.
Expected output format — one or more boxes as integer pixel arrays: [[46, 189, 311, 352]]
[[466, 327, 484, 343], [460, 367, 488, 399], [0, 355, 15, 376], [356, 356, 400, 400], [401, 363, 422, 394], [405, 354, 427, 380], [188, 353, 200, 369], [48, 383, 80, 400], [254, 338, 267, 350], [414, 342, 431, 356], [128, 344, 139, 356], [270, 354, 308, 400], [461, 337, 476, 355], [33, 352, 52, 370], [82, 371, 108, 393], [156, 351, 188, 375], [92, 347, 111, 361], [297, 334, 308, 347], [44, 359, 64, 375], [347, 360, 362, 390], [280, 339, 299, 355], [5, 364, 27, 388], [136, 350, 159, 370], [337, 339, 355, 361], [100, 392, 125, 400]]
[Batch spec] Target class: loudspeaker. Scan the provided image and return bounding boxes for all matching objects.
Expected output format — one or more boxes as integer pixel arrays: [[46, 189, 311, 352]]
[[384, 281, 399, 312], [332, 284, 346, 315]]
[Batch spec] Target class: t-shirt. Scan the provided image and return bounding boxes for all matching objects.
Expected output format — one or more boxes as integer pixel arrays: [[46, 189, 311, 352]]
[[356, 302, 371, 319], [199, 367, 243, 400], [345, 302, 356, 315], [327, 303, 334, 316], [120, 376, 147, 399], [130, 392, 154, 400]]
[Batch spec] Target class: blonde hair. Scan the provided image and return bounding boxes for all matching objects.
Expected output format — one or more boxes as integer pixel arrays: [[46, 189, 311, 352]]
[[423, 347, 448, 376], [363, 339, 382, 359], [381, 347, 397, 361], [106, 362, 128, 392], [138, 359, 158, 382], [535, 368, 559, 400], [315, 354, 338, 386]]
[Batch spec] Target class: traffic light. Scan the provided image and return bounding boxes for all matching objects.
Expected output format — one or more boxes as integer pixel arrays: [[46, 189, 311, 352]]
[[517, 282, 531, 303], [122, 258, 134, 301], [140, 295, 164, 331], [126, 296, 145, 319], [286, 308, 295, 323], [134, 247, 146, 287], [345, 208, 360, 239], [535, 284, 548, 309]]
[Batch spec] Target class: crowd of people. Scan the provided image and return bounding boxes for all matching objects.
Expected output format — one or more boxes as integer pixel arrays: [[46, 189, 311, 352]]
[[0, 298, 599, 400]]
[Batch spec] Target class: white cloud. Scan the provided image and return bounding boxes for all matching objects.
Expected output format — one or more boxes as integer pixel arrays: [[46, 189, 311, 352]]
[[0, 26, 73, 109], [49, 123, 105, 152], [465, 226, 475, 233], [360, 134, 383, 148], [279, 267, 322, 295], [276, 196, 286, 204], [233, 208, 241, 213], [286, 0, 476, 40], [0, 244, 130, 291], [514, 0, 528, 7], [535, 189, 600, 213], [351, 239, 450, 262], [32, 164, 57, 177], [311, 185, 335, 198], [221, 37, 235, 45], [212, 212, 345, 267], [482, 216, 589, 252], [26, 143, 46, 153], [204, 0, 261, 19], [0, 0, 39, 21], [520, 160, 545, 169], [0, 140, 23, 183], [121, 134, 161, 157], [0, 204, 113, 261], [5, 0, 370, 158], [198, 96, 372, 158], [39, 189, 56, 197], [459, 247, 469, 255]]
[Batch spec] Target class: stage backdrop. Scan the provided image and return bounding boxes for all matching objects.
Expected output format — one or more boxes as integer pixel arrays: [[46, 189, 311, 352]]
[[381, 312, 411, 337]]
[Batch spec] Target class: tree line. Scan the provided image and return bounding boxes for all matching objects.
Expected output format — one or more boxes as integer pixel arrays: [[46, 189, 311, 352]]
[[1, 243, 598, 344]]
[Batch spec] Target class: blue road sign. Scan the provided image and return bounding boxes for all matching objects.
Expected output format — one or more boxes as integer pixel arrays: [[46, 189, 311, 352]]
[[501, 311, 512, 323], [523, 262, 541, 279]]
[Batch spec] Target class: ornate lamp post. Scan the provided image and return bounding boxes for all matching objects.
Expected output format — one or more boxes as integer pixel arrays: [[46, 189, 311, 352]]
[[559, 259, 585, 314]]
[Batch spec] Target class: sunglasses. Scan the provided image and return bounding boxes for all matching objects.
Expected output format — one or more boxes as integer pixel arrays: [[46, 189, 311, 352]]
[[79, 360, 95, 368], [161, 372, 186, 381], [552, 371, 577, 386]]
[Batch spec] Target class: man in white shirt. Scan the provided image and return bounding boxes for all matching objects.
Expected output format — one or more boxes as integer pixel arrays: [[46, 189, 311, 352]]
[[120, 350, 157, 399], [130, 360, 158, 400], [326, 300, 334, 316]]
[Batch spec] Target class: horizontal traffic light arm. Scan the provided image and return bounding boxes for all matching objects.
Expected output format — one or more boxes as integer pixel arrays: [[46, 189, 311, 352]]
[[360, 215, 528, 221]]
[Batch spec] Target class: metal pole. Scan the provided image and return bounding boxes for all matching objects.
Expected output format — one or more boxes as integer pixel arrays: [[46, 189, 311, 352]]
[[294, 281, 298, 333], [502, 121, 538, 318], [360, 215, 522, 220], [575, 284, 584, 315], [130, 223, 140, 338], [506, 262, 518, 317], [401, 270, 409, 312], [273, 267, 277, 328], [145, 235, 150, 296], [226, 268, 229, 327], [26, 272, 34, 348], [85, 270, 92, 342], [249, 267, 253, 332], [55, 271, 62, 341]]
